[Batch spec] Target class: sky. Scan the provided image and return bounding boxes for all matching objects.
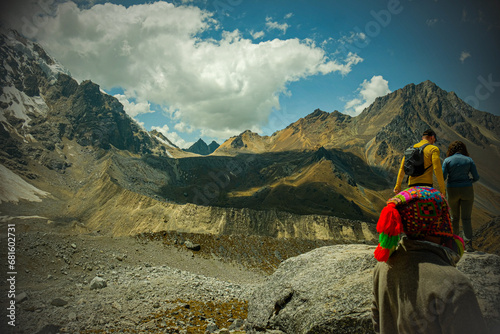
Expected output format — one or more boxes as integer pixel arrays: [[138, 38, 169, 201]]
[[1, 0, 499, 148]]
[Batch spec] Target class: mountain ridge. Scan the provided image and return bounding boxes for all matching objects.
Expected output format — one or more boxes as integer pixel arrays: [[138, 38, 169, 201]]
[[210, 81, 500, 225], [1, 28, 499, 237], [216, 80, 500, 157]]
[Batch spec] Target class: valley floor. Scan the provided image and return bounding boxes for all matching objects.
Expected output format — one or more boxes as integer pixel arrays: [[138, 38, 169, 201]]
[[0, 218, 339, 334]]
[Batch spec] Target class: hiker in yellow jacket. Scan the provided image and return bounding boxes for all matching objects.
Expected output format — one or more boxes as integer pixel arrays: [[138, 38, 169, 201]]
[[394, 129, 446, 195]]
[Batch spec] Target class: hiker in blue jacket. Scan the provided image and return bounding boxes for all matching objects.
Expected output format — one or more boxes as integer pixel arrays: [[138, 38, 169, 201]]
[[442, 141, 480, 252]]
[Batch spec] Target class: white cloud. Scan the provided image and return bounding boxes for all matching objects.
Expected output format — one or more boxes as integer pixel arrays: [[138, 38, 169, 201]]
[[334, 32, 368, 56], [344, 75, 391, 116], [174, 122, 194, 134], [460, 51, 471, 63], [318, 52, 363, 76], [265, 16, 290, 34], [8, 1, 362, 140], [151, 124, 193, 149], [114, 94, 154, 117], [339, 31, 367, 45], [284, 13, 293, 19], [250, 30, 265, 39], [321, 37, 334, 48]]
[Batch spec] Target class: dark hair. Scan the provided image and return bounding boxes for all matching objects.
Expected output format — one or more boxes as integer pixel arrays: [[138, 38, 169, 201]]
[[447, 141, 469, 157], [422, 129, 436, 137]]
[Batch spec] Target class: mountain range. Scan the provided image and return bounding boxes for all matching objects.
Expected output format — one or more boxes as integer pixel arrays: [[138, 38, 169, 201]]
[[1, 28, 499, 238]]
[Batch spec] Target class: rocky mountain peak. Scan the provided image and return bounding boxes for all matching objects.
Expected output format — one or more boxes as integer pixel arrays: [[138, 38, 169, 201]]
[[185, 138, 219, 155], [330, 110, 352, 123], [312, 146, 333, 162], [208, 140, 220, 152], [230, 130, 265, 149], [396, 80, 443, 101], [419, 79, 440, 91], [186, 138, 209, 155], [308, 108, 328, 118], [302, 108, 331, 123], [241, 129, 259, 136]]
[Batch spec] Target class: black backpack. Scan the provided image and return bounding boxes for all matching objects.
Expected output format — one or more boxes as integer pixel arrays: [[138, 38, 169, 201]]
[[403, 143, 430, 177]]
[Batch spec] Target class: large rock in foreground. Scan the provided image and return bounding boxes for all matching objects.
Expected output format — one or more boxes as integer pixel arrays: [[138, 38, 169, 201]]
[[246, 245, 500, 334]]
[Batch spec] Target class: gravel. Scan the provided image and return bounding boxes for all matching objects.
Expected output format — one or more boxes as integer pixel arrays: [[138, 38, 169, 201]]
[[0, 229, 268, 333]]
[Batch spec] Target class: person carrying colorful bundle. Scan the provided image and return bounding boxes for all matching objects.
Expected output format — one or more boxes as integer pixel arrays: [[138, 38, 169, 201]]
[[371, 186, 486, 334]]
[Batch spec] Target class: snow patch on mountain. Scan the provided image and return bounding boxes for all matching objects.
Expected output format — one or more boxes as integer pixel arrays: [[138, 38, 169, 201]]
[[0, 164, 50, 204], [0, 85, 48, 122], [154, 134, 175, 149], [154, 136, 175, 158]]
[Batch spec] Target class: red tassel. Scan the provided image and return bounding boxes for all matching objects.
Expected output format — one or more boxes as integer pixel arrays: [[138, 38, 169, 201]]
[[376, 203, 402, 236], [374, 245, 391, 262]]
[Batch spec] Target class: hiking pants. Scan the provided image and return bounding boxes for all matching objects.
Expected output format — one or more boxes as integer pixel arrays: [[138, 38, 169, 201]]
[[447, 186, 474, 240]]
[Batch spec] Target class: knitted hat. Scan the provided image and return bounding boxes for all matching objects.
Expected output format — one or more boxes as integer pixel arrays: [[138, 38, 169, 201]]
[[374, 186, 462, 262]]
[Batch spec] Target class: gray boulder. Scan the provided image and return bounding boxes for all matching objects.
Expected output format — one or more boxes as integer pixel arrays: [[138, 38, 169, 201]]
[[184, 240, 201, 251], [50, 298, 68, 307], [229, 318, 245, 330], [206, 322, 219, 333], [16, 292, 28, 303], [246, 244, 500, 334], [89, 276, 107, 290], [457, 251, 500, 332]]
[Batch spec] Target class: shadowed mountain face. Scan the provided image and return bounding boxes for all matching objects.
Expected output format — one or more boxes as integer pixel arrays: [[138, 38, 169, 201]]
[[1, 29, 499, 236], [185, 138, 220, 155], [144, 147, 388, 220]]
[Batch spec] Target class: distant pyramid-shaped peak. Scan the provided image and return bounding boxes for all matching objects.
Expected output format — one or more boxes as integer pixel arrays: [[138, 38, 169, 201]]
[[208, 140, 220, 152], [185, 138, 219, 155]]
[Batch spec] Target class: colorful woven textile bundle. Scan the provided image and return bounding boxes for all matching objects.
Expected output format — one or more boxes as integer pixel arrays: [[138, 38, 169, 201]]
[[374, 186, 454, 262]]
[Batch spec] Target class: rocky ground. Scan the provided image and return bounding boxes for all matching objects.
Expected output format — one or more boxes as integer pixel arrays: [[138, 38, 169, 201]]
[[0, 219, 340, 334], [474, 216, 500, 256], [1, 214, 497, 334]]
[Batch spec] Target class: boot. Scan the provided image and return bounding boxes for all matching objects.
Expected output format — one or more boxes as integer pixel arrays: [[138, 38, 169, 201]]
[[465, 239, 475, 252]]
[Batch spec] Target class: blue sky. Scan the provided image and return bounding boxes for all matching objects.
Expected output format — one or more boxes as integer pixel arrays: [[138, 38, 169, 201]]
[[1, 0, 499, 148]]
